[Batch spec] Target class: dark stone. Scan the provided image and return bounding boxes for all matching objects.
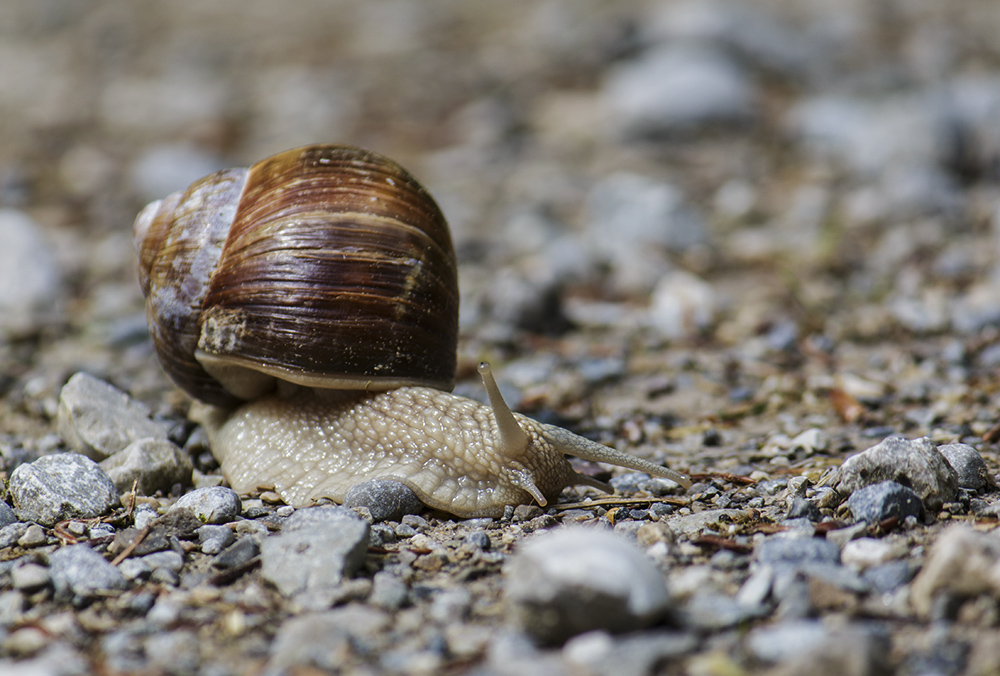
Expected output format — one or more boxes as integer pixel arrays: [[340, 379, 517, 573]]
[[344, 479, 424, 522], [786, 497, 823, 521], [214, 537, 260, 569], [847, 481, 925, 524]]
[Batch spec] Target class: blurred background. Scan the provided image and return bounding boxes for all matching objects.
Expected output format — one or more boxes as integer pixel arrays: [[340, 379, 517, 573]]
[[2, 0, 1000, 436]]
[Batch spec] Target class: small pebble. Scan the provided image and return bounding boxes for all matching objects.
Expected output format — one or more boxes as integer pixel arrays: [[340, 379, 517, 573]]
[[170, 486, 241, 524], [214, 537, 259, 569], [463, 531, 491, 551], [0, 523, 29, 549], [937, 443, 992, 491], [141, 550, 185, 576], [118, 558, 152, 582], [17, 525, 47, 549], [11, 562, 50, 591], [841, 538, 896, 570], [786, 497, 822, 521], [344, 479, 424, 522], [0, 502, 16, 528], [198, 524, 236, 555], [756, 535, 841, 566], [370, 572, 408, 611]]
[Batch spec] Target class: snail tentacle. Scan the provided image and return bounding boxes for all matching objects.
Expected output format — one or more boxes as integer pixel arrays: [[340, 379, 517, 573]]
[[540, 423, 692, 490]]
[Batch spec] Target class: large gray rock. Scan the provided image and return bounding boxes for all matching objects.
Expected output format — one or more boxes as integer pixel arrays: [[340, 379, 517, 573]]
[[260, 506, 370, 597], [57, 373, 169, 461], [100, 438, 193, 495], [10, 453, 119, 526], [49, 544, 129, 601], [832, 436, 958, 510], [504, 526, 670, 644]]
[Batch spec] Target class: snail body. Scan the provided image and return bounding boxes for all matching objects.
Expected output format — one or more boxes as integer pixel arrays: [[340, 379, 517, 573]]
[[136, 144, 689, 518]]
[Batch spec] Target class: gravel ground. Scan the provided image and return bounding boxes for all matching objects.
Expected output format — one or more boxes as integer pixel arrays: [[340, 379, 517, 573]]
[[3, 1, 1000, 674]]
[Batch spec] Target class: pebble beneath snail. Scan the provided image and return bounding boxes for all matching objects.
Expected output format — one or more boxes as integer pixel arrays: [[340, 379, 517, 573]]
[[134, 143, 690, 518]]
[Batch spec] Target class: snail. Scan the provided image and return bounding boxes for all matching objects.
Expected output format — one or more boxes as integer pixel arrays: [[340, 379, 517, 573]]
[[134, 143, 690, 518]]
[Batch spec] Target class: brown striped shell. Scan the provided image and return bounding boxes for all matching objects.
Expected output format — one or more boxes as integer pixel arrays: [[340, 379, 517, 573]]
[[134, 144, 458, 407]]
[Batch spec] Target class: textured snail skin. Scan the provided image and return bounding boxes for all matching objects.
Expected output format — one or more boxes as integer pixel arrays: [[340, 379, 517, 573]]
[[194, 381, 690, 519]]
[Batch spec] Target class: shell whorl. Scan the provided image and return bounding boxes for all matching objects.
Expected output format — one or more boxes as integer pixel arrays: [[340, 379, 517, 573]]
[[134, 144, 458, 406]]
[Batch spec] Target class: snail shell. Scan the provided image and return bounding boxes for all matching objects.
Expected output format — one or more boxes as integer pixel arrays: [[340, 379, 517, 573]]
[[135, 143, 457, 407], [135, 143, 690, 518]]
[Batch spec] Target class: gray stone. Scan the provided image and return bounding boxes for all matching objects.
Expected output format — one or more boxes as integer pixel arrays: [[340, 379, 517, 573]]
[[132, 504, 159, 531], [862, 561, 916, 594], [762, 624, 891, 676], [170, 486, 241, 524], [786, 497, 822, 521], [745, 620, 830, 663], [48, 544, 128, 601], [198, 524, 236, 555], [788, 94, 947, 178], [910, 525, 1000, 617], [214, 537, 259, 569], [56, 373, 168, 461], [260, 506, 370, 597], [644, 0, 816, 77], [666, 509, 746, 537], [370, 571, 408, 611], [9, 453, 119, 526], [268, 606, 390, 674], [11, 562, 50, 591], [100, 437, 193, 495], [938, 443, 993, 491], [344, 479, 424, 522], [0, 523, 29, 549], [142, 629, 201, 676], [584, 173, 706, 258], [0, 502, 16, 528], [140, 550, 185, 576], [647, 270, 720, 339], [0, 209, 62, 337], [755, 535, 841, 566], [606, 46, 755, 136], [17, 524, 47, 548], [562, 629, 698, 676], [680, 592, 768, 630], [847, 481, 925, 524], [118, 558, 152, 582], [832, 436, 958, 510], [504, 526, 670, 644]]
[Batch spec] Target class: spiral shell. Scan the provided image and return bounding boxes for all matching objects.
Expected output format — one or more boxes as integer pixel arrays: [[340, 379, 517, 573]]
[[134, 144, 458, 407]]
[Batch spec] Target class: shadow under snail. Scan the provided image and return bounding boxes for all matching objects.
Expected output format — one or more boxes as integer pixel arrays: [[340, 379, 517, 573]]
[[134, 143, 690, 518]]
